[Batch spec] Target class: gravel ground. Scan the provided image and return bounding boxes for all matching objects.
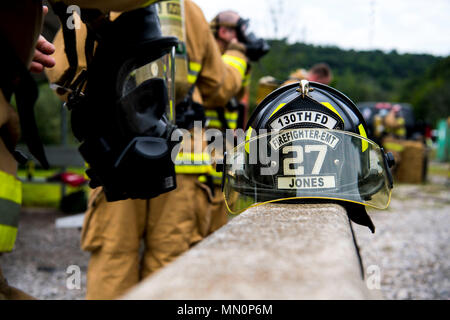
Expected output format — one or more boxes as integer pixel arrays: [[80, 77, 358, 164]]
[[0, 209, 89, 300], [0, 164, 448, 300], [354, 164, 450, 300]]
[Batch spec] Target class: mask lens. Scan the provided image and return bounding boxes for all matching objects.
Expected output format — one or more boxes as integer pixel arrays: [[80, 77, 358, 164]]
[[120, 47, 176, 123]]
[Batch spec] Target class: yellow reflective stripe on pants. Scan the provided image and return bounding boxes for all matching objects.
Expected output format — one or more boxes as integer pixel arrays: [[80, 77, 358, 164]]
[[0, 170, 22, 252], [175, 152, 213, 174], [222, 55, 247, 78], [188, 61, 202, 84]]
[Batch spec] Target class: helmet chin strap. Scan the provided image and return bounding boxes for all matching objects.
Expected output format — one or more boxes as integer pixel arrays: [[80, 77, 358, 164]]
[[344, 202, 375, 233]]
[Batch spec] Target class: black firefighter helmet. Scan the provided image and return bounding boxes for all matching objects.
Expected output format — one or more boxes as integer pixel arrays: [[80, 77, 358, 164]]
[[222, 80, 395, 232]]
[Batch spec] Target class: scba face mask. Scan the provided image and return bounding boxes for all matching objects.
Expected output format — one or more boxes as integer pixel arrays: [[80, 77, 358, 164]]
[[62, 5, 180, 201]]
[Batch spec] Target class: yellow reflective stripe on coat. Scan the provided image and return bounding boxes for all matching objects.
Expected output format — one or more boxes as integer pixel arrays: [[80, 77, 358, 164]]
[[175, 152, 213, 174], [188, 61, 202, 84], [205, 109, 238, 129], [0, 170, 21, 252], [222, 55, 247, 79]]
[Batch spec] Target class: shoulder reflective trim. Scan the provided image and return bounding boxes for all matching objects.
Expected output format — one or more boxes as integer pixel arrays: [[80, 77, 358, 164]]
[[0, 199, 20, 228], [321, 102, 345, 123], [0, 171, 22, 205], [0, 224, 18, 252], [245, 126, 253, 153], [358, 124, 369, 152], [269, 103, 287, 119], [222, 55, 247, 78]]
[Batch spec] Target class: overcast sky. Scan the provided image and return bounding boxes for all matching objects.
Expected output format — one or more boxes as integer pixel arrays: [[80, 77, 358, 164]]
[[194, 0, 450, 56]]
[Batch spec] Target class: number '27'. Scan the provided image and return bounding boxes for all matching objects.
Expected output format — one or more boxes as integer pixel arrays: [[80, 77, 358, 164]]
[[282, 145, 327, 175]]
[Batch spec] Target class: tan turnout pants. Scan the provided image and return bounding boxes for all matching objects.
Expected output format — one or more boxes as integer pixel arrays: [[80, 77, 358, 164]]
[[81, 174, 220, 300]]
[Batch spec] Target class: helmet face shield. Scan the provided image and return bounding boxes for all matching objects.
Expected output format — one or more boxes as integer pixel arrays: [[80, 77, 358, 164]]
[[119, 46, 176, 128], [224, 128, 392, 214]]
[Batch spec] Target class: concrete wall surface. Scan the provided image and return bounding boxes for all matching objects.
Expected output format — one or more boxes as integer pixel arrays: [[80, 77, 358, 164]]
[[123, 203, 379, 300]]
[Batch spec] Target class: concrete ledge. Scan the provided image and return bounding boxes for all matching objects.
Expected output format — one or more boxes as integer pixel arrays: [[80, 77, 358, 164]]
[[123, 203, 376, 300]]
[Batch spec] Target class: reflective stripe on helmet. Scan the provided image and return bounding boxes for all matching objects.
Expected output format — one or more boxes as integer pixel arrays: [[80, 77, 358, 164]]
[[269, 103, 287, 119], [358, 124, 369, 152], [320, 102, 345, 123], [222, 55, 247, 78], [244, 126, 253, 153]]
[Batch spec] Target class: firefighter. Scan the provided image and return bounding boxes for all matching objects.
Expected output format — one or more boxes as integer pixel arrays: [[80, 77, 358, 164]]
[[206, 10, 270, 232], [384, 104, 407, 139], [1, 0, 169, 301], [47, 0, 249, 299], [0, 1, 56, 300], [284, 63, 333, 86]]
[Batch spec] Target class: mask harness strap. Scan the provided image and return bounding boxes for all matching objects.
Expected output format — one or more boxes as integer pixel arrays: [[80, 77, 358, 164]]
[[51, 2, 109, 93], [51, 2, 79, 93]]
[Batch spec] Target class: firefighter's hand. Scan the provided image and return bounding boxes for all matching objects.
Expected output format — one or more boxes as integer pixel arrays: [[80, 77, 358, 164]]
[[30, 6, 56, 74]]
